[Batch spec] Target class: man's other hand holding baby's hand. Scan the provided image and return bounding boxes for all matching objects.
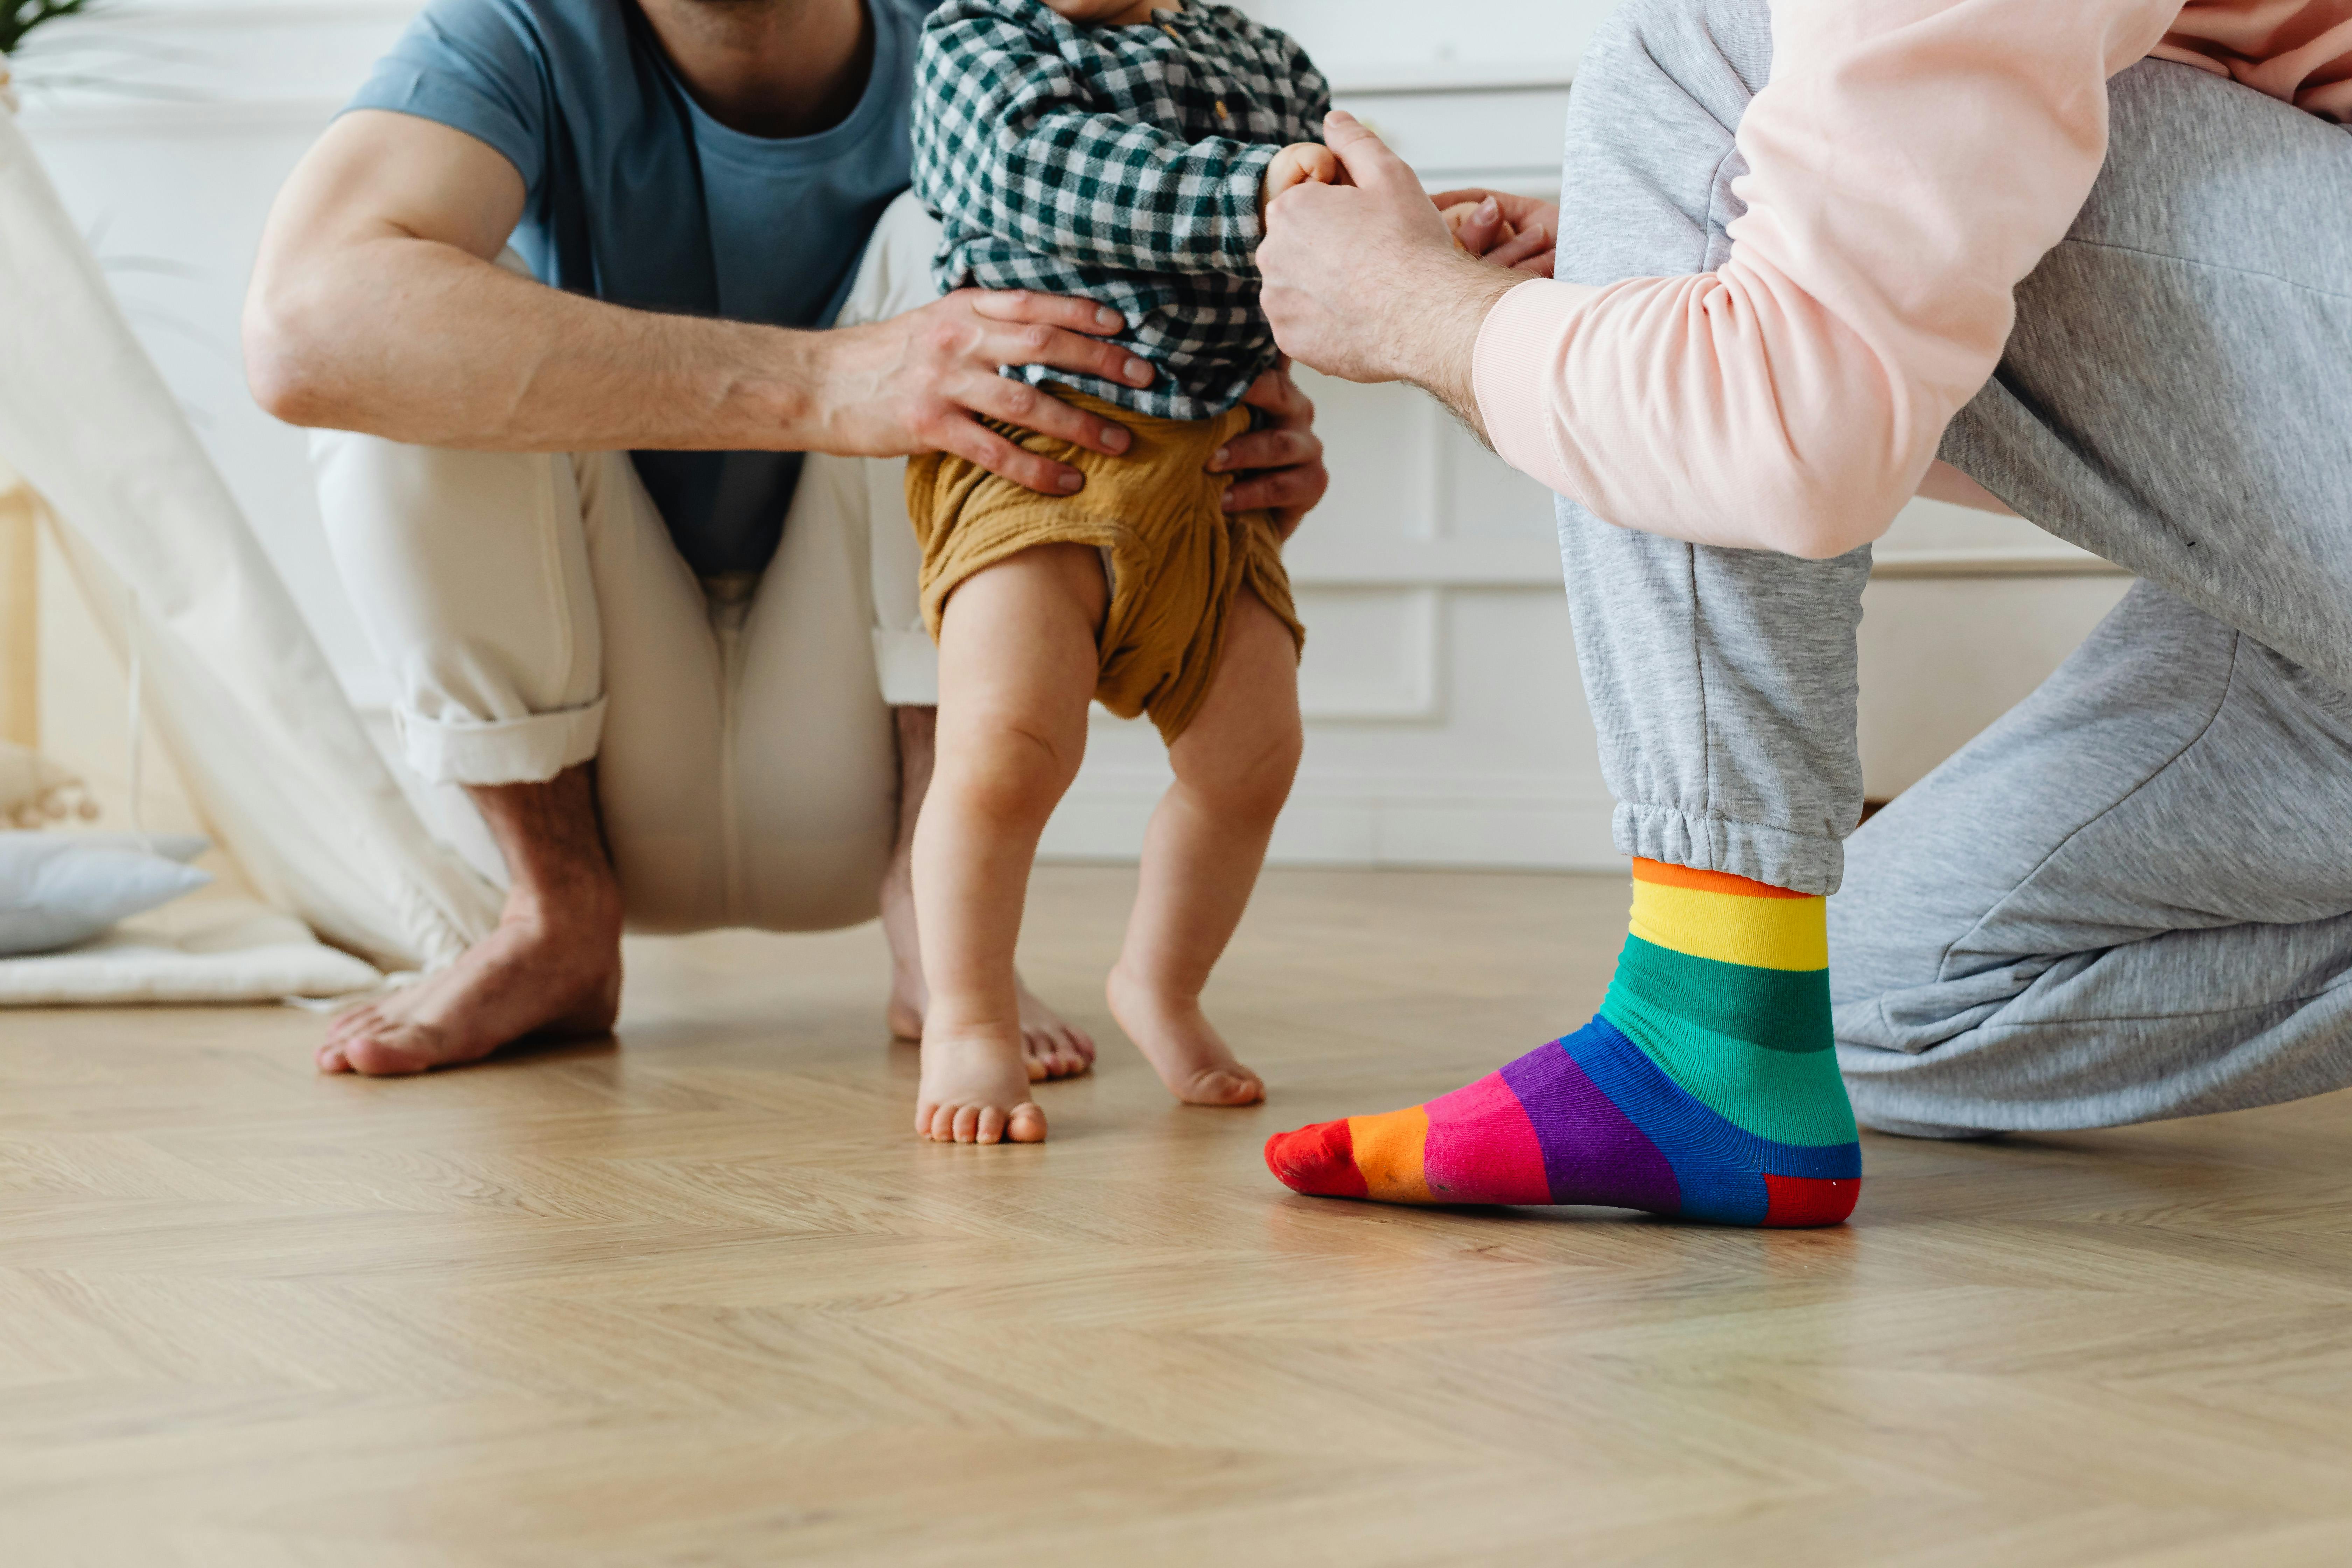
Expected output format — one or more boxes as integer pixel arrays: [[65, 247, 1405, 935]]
[[1258, 111, 1535, 432], [1262, 142, 1344, 210]]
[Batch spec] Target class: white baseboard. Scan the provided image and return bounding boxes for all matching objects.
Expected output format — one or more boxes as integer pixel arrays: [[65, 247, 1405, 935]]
[[1039, 769, 1620, 870]]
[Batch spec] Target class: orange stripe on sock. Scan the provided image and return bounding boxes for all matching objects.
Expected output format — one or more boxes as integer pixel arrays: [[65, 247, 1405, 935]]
[[1345, 1106, 1433, 1203], [1630, 858, 1811, 899]]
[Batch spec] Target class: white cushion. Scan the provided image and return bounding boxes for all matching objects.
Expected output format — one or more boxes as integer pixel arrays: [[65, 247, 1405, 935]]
[[0, 831, 212, 955], [0, 896, 383, 1005]]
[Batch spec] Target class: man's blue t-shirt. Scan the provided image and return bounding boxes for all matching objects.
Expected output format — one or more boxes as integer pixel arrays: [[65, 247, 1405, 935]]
[[347, 0, 937, 578]]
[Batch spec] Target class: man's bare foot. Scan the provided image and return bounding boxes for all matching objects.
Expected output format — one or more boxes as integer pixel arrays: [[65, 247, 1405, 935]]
[[1105, 965, 1265, 1107], [320, 892, 622, 1077], [915, 1024, 1048, 1143], [887, 964, 1096, 1082]]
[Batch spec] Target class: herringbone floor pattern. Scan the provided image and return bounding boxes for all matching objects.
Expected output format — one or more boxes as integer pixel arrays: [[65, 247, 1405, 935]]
[[6, 867, 2351, 1565]]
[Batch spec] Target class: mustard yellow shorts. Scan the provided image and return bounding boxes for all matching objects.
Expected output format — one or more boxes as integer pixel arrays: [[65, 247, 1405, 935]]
[[904, 388, 1305, 743]]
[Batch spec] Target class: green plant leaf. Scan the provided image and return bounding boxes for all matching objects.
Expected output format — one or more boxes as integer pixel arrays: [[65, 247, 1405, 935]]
[[4, 0, 99, 58]]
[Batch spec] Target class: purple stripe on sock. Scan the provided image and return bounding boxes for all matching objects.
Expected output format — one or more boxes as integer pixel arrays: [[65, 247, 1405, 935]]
[[1500, 1041, 1681, 1213]]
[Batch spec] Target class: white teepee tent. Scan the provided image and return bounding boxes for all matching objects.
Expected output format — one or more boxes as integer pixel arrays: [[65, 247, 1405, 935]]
[[0, 88, 500, 972]]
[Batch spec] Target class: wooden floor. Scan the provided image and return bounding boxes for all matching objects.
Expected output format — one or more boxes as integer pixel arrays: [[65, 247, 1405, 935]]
[[7, 867, 2352, 1566]]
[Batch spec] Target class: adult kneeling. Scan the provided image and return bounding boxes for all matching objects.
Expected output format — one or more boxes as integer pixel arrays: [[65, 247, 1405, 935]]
[[1257, 0, 2352, 1221]]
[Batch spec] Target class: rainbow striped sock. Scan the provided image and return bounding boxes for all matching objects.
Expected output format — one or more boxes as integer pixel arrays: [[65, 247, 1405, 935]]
[[1265, 859, 1861, 1226]]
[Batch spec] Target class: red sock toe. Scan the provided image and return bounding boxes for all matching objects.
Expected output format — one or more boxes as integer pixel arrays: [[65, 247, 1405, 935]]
[[1265, 1119, 1369, 1198]]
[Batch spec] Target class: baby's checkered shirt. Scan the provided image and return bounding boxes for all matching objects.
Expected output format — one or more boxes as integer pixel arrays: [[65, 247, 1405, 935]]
[[912, 0, 1331, 419]]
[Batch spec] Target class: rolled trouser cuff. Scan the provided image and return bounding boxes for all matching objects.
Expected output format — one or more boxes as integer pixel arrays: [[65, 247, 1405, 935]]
[[394, 697, 607, 787], [1612, 802, 1843, 896]]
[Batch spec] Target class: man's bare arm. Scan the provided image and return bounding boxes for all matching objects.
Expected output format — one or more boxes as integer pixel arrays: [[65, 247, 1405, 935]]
[[243, 111, 1157, 492]]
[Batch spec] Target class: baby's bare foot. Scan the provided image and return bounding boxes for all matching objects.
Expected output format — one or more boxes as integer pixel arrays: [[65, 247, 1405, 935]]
[[889, 966, 1096, 1082], [916, 1024, 1049, 1144], [1105, 967, 1265, 1107]]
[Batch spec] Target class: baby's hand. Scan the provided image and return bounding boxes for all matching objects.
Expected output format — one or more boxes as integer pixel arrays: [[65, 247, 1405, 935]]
[[1440, 200, 1518, 254], [1262, 142, 1344, 211]]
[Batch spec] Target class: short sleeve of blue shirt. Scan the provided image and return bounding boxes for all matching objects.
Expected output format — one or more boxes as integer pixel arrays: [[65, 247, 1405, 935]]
[[344, 0, 939, 578], [348, 0, 554, 195]]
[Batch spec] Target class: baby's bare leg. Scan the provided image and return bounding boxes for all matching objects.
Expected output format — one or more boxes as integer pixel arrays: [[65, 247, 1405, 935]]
[[913, 543, 1106, 1144], [1107, 587, 1302, 1106]]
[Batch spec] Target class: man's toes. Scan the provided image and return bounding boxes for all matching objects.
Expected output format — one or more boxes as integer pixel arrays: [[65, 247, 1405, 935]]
[[1007, 1102, 1048, 1143], [1022, 1031, 1080, 1081], [340, 1034, 429, 1077], [323, 1007, 376, 1047], [338, 1040, 396, 1076]]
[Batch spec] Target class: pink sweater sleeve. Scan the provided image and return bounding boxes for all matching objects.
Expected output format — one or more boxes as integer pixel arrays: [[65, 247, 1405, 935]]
[[1472, 0, 2182, 558]]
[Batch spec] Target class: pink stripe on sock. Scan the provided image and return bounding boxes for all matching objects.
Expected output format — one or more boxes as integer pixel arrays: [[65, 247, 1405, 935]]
[[1421, 1072, 1552, 1205]]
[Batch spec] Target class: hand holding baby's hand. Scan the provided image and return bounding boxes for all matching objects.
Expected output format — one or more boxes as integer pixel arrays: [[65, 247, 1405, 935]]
[[1261, 142, 1344, 210]]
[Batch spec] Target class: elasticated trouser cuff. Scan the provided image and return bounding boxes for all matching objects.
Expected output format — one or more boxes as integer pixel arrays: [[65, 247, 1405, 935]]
[[1612, 803, 1844, 898]]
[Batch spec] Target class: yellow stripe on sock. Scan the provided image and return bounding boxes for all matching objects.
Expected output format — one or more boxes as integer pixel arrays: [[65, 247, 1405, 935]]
[[1348, 1106, 1432, 1203], [1630, 878, 1827, 971]]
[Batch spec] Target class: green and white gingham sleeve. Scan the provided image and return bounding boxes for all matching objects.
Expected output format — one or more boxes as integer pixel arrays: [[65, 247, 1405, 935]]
[[914, 14, 1278, 278]]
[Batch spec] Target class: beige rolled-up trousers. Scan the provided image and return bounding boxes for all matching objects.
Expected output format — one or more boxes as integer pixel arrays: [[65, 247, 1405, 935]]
[[310, 195, 944, 934]]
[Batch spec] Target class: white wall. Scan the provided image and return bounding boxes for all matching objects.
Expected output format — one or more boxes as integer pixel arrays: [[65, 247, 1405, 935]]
[[12, 0, 2129, 874]]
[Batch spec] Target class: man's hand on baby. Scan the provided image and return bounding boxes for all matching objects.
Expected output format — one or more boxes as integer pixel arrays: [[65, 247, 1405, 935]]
[[1211, 363, 1327, 538], [1262, 142, 1345, 210], [823, 289, 1154, 496]]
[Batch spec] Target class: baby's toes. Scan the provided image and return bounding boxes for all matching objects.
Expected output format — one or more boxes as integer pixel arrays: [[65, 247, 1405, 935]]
[[976, 1105, 1008, 1144], [1007, 1102, 1048, 1143], [1197, 1069, 1265, 1107]]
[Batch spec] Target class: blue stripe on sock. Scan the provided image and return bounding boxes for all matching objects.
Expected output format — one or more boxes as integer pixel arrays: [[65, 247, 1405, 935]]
[[1562, 1018, 1862, 1225]]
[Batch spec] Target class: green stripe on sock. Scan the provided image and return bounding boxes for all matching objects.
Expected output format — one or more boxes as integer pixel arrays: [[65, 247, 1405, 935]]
[[1608, 936, 1832, 1053], [1601, 936, 1856, 1150]]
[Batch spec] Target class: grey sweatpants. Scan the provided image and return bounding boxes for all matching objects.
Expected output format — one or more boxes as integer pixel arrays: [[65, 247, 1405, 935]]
[[1555, 0, 2352, 1134]]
